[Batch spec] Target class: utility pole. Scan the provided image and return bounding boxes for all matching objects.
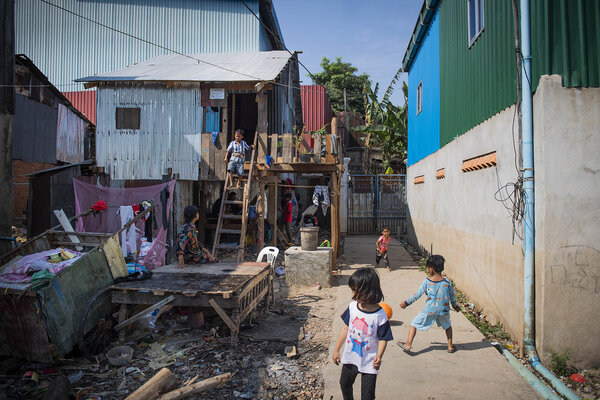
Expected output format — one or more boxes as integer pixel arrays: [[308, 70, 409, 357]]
[[0, 0, 15, 254]]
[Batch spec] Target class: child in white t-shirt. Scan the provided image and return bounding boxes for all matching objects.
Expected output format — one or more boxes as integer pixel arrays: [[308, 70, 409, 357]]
[[332, 267, 393, 400]]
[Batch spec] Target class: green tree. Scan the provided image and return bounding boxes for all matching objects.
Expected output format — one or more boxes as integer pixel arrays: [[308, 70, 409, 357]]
[[355, 69, 408, 172], [311, 57, 370, 113]]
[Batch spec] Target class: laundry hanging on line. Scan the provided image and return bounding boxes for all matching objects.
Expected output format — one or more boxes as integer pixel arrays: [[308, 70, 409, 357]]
[[312, 185, 330, 215]]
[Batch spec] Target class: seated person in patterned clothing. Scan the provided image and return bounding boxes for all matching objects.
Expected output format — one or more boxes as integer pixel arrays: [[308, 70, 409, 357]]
[[176, 205, 217, 268]]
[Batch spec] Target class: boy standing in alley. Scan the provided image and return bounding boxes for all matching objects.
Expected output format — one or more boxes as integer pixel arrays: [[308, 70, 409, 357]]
[[397, 254, 461, 353], [375, 227, 392, 272], [225, 129, 254, 189]]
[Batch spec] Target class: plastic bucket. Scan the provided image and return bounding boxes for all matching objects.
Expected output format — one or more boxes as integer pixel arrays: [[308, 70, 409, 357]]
[[300, 227, 319, 251]]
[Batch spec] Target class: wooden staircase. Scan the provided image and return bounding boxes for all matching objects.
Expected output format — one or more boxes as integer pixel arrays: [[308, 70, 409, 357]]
[[212, 135, 258, 262]]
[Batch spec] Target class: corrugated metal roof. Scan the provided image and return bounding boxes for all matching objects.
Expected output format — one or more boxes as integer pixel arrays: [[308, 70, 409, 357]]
[[76, 51, 293, 83], [15, 0, 279, 91], [63, 91, 96, 125]]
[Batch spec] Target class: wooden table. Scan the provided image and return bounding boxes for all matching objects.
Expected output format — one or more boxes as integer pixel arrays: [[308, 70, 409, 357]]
[[110, 262, 272, 341]]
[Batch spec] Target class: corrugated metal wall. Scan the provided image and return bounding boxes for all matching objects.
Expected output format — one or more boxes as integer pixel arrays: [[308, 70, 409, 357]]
[[439, 0, 518, 148], [301, 85, 333, 132], [64, 91, 96, 125], [96, 85, 202, 180], [531, 0, 600, 88], [407, 8, 440, 167], [15, 0, 267, 91]]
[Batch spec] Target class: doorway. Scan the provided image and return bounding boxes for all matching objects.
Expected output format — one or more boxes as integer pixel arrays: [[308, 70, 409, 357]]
[[230, 93, 258, 145]]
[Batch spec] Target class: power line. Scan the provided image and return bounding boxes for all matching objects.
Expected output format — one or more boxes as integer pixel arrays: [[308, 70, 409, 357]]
[[39, 0, 308, 92]]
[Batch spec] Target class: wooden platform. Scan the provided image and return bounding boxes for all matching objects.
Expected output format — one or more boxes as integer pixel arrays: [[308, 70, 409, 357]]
[[111, 262, 272, 340]]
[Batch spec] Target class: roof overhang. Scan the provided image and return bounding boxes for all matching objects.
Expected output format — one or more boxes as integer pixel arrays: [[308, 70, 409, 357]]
[[401, 0, 441, 73]]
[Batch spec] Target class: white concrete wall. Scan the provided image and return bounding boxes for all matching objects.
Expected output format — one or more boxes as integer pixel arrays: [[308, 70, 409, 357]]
[[406, 75, 600, 367], [533, 75, 600, 368], [406, 103, 525, 344]]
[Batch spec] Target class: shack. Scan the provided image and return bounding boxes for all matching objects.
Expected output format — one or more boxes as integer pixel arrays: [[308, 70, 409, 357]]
[[77, 50, 344, 261]]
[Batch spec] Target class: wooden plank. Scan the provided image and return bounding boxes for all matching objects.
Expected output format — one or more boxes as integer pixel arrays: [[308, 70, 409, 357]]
[[239, 284, 269, 323], [282, 133, 293, 163], [209, 298, 238, 333], [115, 295, 175, 331], [313, 133, 322, 163], [53, 209, 83, 251], [267, 185, 277, 246], [216, 107, 228, 181], [255, 163, 340, 173], [270, 133, 278, 160], [325, 134, 336, 164], [102, 235, 128, 279], [257, 132, 268, 163], [51, 241, 102, 248], [201, 132, 211, 180], [111, 290, 238, 308]]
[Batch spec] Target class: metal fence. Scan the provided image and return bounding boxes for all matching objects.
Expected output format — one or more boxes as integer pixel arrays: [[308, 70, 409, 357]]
[[347, 175, 407, 235]]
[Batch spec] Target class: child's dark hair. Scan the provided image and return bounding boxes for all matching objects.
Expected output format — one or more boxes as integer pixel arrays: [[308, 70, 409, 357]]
[[234, 129, 244, 136], [382, 226, 390, 232], [183, 205, 199, 223], [427, 255, 445, 273], [284, 192, 292, 200], [348, 267, 384, 304]]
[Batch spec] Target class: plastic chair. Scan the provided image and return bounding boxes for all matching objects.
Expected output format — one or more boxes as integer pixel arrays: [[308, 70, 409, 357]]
[[257, 246, 280, 269]]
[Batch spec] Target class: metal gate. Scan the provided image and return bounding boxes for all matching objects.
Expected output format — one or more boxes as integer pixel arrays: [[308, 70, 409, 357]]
[[347, 175, 407, 235]]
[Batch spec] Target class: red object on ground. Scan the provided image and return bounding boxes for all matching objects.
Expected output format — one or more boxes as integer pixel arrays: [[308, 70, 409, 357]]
[[91, 200, 107, 211], [570, 373, 586, 383]]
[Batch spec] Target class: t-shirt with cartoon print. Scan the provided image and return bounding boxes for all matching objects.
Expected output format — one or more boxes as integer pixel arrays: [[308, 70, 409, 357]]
[[340, 300, 393, 374]]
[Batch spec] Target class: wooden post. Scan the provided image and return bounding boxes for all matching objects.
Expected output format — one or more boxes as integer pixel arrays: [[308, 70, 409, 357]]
[[256, 184, 265, 252], [216, 106, 228, 181], [200, 132, 211, 180], [282, 133, 293, 163], [267, 183, 277, 246], [270, 133, 278, 160], [231, 93, 236, 134], [256, 90, 268, 164], [198, 182, 206, 244], [331, 171, 339, 267]]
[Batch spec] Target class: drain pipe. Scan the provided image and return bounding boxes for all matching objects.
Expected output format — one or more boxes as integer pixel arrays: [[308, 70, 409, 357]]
[[519, 1, 580, 399]]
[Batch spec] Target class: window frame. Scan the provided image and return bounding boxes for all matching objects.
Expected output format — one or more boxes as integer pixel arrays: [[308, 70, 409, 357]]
[[416, 81, 423, 115], [115, 107, 141, 130], [467, 0, 485, 47]]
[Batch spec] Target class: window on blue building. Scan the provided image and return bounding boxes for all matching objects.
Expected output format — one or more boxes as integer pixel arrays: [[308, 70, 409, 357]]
[[468, 0, 484, 47], [417, 81, 423, 115]]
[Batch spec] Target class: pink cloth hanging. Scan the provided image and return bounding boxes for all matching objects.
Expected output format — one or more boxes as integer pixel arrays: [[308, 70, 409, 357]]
[[73, 179, 176, 269]]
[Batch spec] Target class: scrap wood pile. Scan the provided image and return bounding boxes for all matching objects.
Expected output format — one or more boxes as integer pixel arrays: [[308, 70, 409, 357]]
[[0, 275, 336, 400]]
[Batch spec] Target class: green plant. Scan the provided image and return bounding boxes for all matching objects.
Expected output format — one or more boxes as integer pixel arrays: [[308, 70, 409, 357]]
[[550, 349, 577, 377], [312, 57, 371, 113]]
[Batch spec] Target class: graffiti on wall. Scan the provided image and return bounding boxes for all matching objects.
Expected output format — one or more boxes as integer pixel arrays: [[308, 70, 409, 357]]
[[549, 245, 600, 294]]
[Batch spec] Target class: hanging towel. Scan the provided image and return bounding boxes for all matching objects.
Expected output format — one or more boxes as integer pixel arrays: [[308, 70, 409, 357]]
[[212, 131, 219, 145], [312, 185, 330, 215], [119, 205, 137, 257]]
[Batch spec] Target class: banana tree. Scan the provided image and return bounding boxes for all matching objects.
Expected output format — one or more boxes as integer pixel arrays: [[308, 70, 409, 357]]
[[355, 73, 408, 173]]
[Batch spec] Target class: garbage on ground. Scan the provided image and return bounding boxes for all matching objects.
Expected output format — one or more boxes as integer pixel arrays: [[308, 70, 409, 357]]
[[570, 373, 587, 383], [274, 266, 285, 275]]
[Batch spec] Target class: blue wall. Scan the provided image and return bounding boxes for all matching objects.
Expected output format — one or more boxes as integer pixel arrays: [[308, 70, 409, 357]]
[[407, 8, 440, 167]]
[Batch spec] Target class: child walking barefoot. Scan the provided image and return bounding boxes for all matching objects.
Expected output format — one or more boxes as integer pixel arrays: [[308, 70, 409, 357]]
[[332, 268, 393, 400], [397, 255, 460, 353]]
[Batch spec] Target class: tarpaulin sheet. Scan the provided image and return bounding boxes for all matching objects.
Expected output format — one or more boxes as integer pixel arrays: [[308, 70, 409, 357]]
[[73, 179, 176, 268]]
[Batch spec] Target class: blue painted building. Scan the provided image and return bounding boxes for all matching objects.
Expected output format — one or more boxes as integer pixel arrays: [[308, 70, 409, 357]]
[[406, 7, 440, 166]]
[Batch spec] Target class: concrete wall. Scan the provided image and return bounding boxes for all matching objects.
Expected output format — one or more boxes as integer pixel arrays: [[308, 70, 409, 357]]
[[406, 74, 600, 367], [406, 102, 525, 344], [533, 75, 600, 368]]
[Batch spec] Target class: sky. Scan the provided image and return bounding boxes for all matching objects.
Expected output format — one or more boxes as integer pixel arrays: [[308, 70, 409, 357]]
[[273, 1, 424, 106]]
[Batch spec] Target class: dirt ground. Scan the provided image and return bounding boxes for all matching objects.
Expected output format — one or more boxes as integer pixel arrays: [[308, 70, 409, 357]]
[[0, 246, 341, 400]]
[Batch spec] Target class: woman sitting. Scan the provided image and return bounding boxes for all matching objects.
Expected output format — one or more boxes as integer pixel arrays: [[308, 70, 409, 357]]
[[176, 205, 217, 268]]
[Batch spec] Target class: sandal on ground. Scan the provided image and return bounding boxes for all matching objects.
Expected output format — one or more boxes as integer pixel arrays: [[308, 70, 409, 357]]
[[397, 341, 412, 353], [447, 346, 457, 353]]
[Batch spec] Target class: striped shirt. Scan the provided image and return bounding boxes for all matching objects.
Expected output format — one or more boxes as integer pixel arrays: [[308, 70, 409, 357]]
[[226, 140, 250, 162]]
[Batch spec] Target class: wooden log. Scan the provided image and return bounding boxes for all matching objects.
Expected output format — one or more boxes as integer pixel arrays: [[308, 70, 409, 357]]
[[200, 132, 211, 180], [125, 368, 178, 400], [157, 373, 232, 400], [282, 133, 292, 163], [115, 295, 176, 331]]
